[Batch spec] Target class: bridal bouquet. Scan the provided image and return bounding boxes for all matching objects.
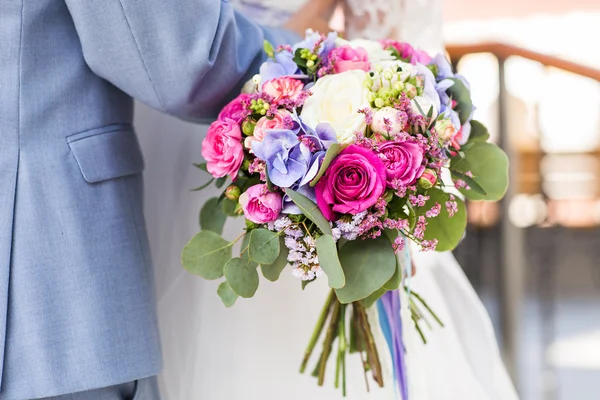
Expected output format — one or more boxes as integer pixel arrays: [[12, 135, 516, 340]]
[[183, 30, 508, 397]]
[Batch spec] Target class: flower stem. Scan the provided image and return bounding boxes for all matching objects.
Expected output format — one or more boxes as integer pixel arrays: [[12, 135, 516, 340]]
[[339, 304, 348, 397], [355, 302, 384, 387], [318, 299, 341, 386], [300, 290, 335, 373], [410, 289, 444, 327]]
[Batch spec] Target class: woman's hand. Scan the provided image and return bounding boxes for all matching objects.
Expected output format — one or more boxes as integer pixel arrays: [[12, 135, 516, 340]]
[[283, 0, 339, 36]]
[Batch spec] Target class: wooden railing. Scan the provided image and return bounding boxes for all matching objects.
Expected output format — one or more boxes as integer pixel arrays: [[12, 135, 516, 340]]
[[444, 42, 600, 397], [447, 42, 600, 81]]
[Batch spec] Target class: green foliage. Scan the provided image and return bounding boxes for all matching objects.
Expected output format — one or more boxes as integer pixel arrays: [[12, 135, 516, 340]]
[[315, 235, 345, 289], [467, 120, 490, 143], [451, 142, 509, 201], [181, 231, 233, 280], [263, 40, 275, 58], [217, 281, 238, 307], [199, 197, 227, 234], [286, 189, 333, 235], [310, 144, 341, 187], [224, 258, 260, 298], [222, 197, 239, 216], [361, 288, 387, 308], [445, 77, 473, 125], [191, 179, 214, 192], [247, 229, 280, 265], [417, 188, 467, 252], [215, 177, 228, 189], [260, 237, 289, 282], [335, 235, 397, 304]]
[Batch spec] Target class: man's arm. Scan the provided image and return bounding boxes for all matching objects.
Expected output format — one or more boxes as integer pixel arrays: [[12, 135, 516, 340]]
[[65, 0, 300, 121]]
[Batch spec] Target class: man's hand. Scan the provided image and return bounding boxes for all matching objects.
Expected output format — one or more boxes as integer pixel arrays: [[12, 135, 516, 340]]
[[284, 0, 339, 36]]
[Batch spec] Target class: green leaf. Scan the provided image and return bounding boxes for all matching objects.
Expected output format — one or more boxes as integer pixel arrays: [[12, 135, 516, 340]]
[[215, 177, 228, 189], [264, 40, 275, 58], [467, 120, 490, 143], [222, 197, 239, 216], [450, 170, 486, 196], [417, 188, 467, 252], [315, 235, 345, 289], [450, 142, 509, 201], [446, 77, 473, 125], [217, 281, 238, 307], [265, 170, 275, 192], [182, 231, 233, 280], [260, 237, 289, 282], [199, 197, 227, 234], [362, 288, 387, 308], [335, 235, 397, 304], [191, 178, 214, 192], [193, 163, 208, 172], [286, 189, 333, 236], [224, 257, 259, 298], [248, 229, 281, 264], [309, 144, 341, 187], [382, 229, 402, 291]]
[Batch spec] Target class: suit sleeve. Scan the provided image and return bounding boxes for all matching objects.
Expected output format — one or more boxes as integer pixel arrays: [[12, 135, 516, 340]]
[[65, 0, 300, 121]]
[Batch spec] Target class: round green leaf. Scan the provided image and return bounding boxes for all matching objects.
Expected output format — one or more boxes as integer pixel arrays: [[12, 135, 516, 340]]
[[260, 237, 289, 282], [467, 120, 490, 143], [222, 198, 238, 216], [248, 229, 280, 265], [285, 189, 333, 236], [382, 229, 402, 291], [451, 142, 509, 201], [418, 188, 467, 252], [335, 235, 396, 304], [217, 281, 238, 307], [315, 234, 345, 289], [181, 231, 233, 280], [224, 258, 259, 298], [200, 197, 227, 234]]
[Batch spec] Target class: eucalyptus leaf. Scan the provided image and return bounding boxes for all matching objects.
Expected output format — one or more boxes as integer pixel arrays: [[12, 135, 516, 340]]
[[450, 170, 487, 196], [451, 142, 509, 201], [286, 189, 333, 235], [260, 237, 289, 282], [335, 235, 396, 304], [224, 257, 260, 298], [191, 178, 214, 192], [467, 120, 490, 143], [248, 229, 280, 265], [182, 231, 233, 280], [263, 40, 275, 58], [416, 188, 467, 252], [217, 281, 238, 307], [309, 144, 341, 187], [445, 77, 473, 125], [362, 288, 387, 308], [199, 197, 227, 234], [315, 235, 345, 289], [222, 197, 239, 216], [382, 229, 402, 291]]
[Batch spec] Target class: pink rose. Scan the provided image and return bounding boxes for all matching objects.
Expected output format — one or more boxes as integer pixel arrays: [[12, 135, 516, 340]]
[[201, 118, 244, 179], [381, 40, 432, 65], [244, 110, 290, 150], [239, 184, 282, 224], [330, 45, 370, 73], [262, 77, 303, 104], [315, 145, 387, 221], [218, 93, 250, 124], [377, 140, 425, 187]]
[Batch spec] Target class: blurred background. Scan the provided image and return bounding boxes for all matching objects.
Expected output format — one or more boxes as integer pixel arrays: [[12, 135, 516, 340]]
[[443, 1, 600, 399]]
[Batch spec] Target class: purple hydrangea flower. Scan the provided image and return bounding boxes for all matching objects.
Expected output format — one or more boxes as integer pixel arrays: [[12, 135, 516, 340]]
[[259, 51, 302, 84]]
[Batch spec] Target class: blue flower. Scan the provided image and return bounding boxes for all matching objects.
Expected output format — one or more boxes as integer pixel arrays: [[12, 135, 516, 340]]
[[252, 128, 311, 189], [293, 31, 337, 59], [299, 120, 337, 151], [259, 51, 301, 84]]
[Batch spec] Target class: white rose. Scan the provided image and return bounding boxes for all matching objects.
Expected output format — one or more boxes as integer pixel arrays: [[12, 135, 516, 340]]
[[301, 70, 369, 145], [411, 95, 439, 121], [335, 38, 395, 64], [371, 107, 404, 136]]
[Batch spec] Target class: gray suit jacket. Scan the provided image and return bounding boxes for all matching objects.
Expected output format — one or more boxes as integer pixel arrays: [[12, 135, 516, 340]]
[[0, 1, 297, 398]]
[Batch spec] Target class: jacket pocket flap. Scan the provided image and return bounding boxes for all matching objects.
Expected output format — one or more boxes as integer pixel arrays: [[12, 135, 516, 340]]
[[67, 123, 144, 184]]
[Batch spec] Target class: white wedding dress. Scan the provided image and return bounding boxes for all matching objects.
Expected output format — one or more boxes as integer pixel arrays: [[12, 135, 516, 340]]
[[137, 1, 520, 399]]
